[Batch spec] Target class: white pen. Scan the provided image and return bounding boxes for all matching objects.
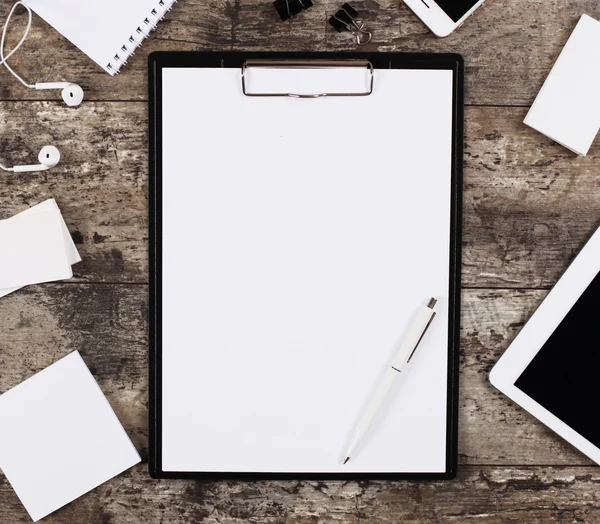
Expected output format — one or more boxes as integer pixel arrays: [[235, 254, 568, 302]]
[[343, 298, 438, 464]]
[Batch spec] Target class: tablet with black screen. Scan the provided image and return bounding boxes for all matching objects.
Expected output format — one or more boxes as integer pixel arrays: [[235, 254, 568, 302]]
[[491, 226, 600, 463]]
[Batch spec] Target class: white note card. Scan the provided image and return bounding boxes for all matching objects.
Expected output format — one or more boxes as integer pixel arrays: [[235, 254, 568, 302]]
[[16, 198, 82, 266], [0, 199, 81, 298], [0, 210, 71, 290], [524, 14, 600, 156], [0, 352, 141, 522]]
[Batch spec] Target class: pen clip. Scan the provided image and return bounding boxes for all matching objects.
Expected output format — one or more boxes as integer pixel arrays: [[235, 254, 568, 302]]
[[406, 301, 437, 363]]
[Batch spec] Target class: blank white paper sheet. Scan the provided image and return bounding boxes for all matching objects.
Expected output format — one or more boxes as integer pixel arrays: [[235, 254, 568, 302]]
[[0, 352, 141, 521], [160, 67, 455, 474], [0, 209, 71, 290], [0, 199, 81, 298]]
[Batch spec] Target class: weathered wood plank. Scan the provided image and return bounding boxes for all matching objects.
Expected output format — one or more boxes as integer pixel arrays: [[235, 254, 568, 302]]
[[0, 284, 148, 455], [0, 1, 599, 106], [2, 102, 600, 287], [2, 465, 600, 523], [0, 284, 593, 466], [0, 102, 148, 283], [463, 106, 600, 288]]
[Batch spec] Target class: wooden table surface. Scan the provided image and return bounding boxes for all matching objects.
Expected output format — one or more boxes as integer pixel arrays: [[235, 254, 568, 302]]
[[1, 1, 600, 522]]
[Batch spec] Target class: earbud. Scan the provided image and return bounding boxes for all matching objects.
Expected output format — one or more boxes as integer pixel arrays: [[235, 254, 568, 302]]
[[2, 146, 61, 173], [35, 83, 84, 107], [38, 145, 61, 168]]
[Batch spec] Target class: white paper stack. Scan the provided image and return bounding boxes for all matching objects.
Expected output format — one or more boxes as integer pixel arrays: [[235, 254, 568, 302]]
[[524, 14, 600, 156], [0, 351, 141, 522], [0, 199, 81, 297]]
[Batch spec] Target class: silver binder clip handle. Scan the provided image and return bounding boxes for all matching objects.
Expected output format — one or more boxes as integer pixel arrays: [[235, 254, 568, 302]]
[[351, 22, 372, 46], [331, 14, 373, 45], [329, 8, 372, 46], [332, 17, 371, 45]]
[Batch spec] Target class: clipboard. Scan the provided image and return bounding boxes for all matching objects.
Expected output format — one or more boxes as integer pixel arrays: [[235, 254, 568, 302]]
[[149, 52, 463, 480]]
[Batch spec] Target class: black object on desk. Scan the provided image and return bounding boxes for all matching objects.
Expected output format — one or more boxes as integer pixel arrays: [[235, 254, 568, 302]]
[[273, 0, 313, 21], [148, 51, 464, 481], [329, 3, 372, 45]]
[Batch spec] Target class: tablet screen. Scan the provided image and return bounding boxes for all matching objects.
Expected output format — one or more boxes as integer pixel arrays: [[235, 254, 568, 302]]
[[515, 269, 600, 447]]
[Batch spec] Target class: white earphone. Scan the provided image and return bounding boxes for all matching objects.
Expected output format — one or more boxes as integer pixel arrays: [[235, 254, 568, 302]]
[[34, 82, 85, 107], [0, 2, 84, 106], [0, 145, 61, 173]]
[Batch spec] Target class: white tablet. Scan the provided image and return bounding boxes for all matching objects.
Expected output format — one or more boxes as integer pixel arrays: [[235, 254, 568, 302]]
[[490, 225, 600, 464]]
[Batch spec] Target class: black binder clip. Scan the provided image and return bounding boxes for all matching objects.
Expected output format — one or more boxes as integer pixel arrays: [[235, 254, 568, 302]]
[[329, 3, 372, 46], [273, 0, 313, 21]]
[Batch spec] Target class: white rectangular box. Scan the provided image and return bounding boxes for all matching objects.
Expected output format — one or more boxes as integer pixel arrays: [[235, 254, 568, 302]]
[[524, 14, 600, 156]]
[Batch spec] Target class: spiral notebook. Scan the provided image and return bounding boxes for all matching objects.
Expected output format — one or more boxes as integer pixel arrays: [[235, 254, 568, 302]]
[[22, 0, 177, 75]]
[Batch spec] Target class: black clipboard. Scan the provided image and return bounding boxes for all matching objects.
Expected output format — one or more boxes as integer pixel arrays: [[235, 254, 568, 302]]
[[149, 51, 463, 480]]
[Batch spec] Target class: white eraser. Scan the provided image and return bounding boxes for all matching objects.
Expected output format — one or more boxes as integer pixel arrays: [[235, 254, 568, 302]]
[[524, 14, 600, 156]]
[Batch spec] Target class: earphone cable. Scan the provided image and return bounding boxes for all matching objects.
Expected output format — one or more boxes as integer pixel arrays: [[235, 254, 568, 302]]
[[0, 2, 35, 88]]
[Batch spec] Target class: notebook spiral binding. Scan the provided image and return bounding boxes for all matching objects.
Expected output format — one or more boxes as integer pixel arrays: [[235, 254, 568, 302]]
[[106, 0, 178, 75]]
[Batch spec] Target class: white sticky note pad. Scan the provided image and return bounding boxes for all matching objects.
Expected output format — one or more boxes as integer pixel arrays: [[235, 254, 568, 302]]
[[0, 209, 72, 290], [524, 14, 600, 156], [14, 199, 82, 266], [0, 352, 141, 522], [0, 199, 81, 298]]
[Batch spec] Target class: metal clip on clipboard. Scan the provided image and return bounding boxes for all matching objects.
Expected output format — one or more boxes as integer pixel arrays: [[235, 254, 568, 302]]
[[241, 59, 374, 98]]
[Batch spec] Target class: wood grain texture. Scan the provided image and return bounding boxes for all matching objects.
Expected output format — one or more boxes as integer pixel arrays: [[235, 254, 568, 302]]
[[2, 465, 600, 523], [0, 1, 599, 105], [0, 102, 147, 283], [0, 285, 148, 455], [2, 103, 599, 287]]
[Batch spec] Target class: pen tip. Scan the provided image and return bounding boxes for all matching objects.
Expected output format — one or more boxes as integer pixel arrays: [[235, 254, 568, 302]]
[[343, 457, 350, 465]]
